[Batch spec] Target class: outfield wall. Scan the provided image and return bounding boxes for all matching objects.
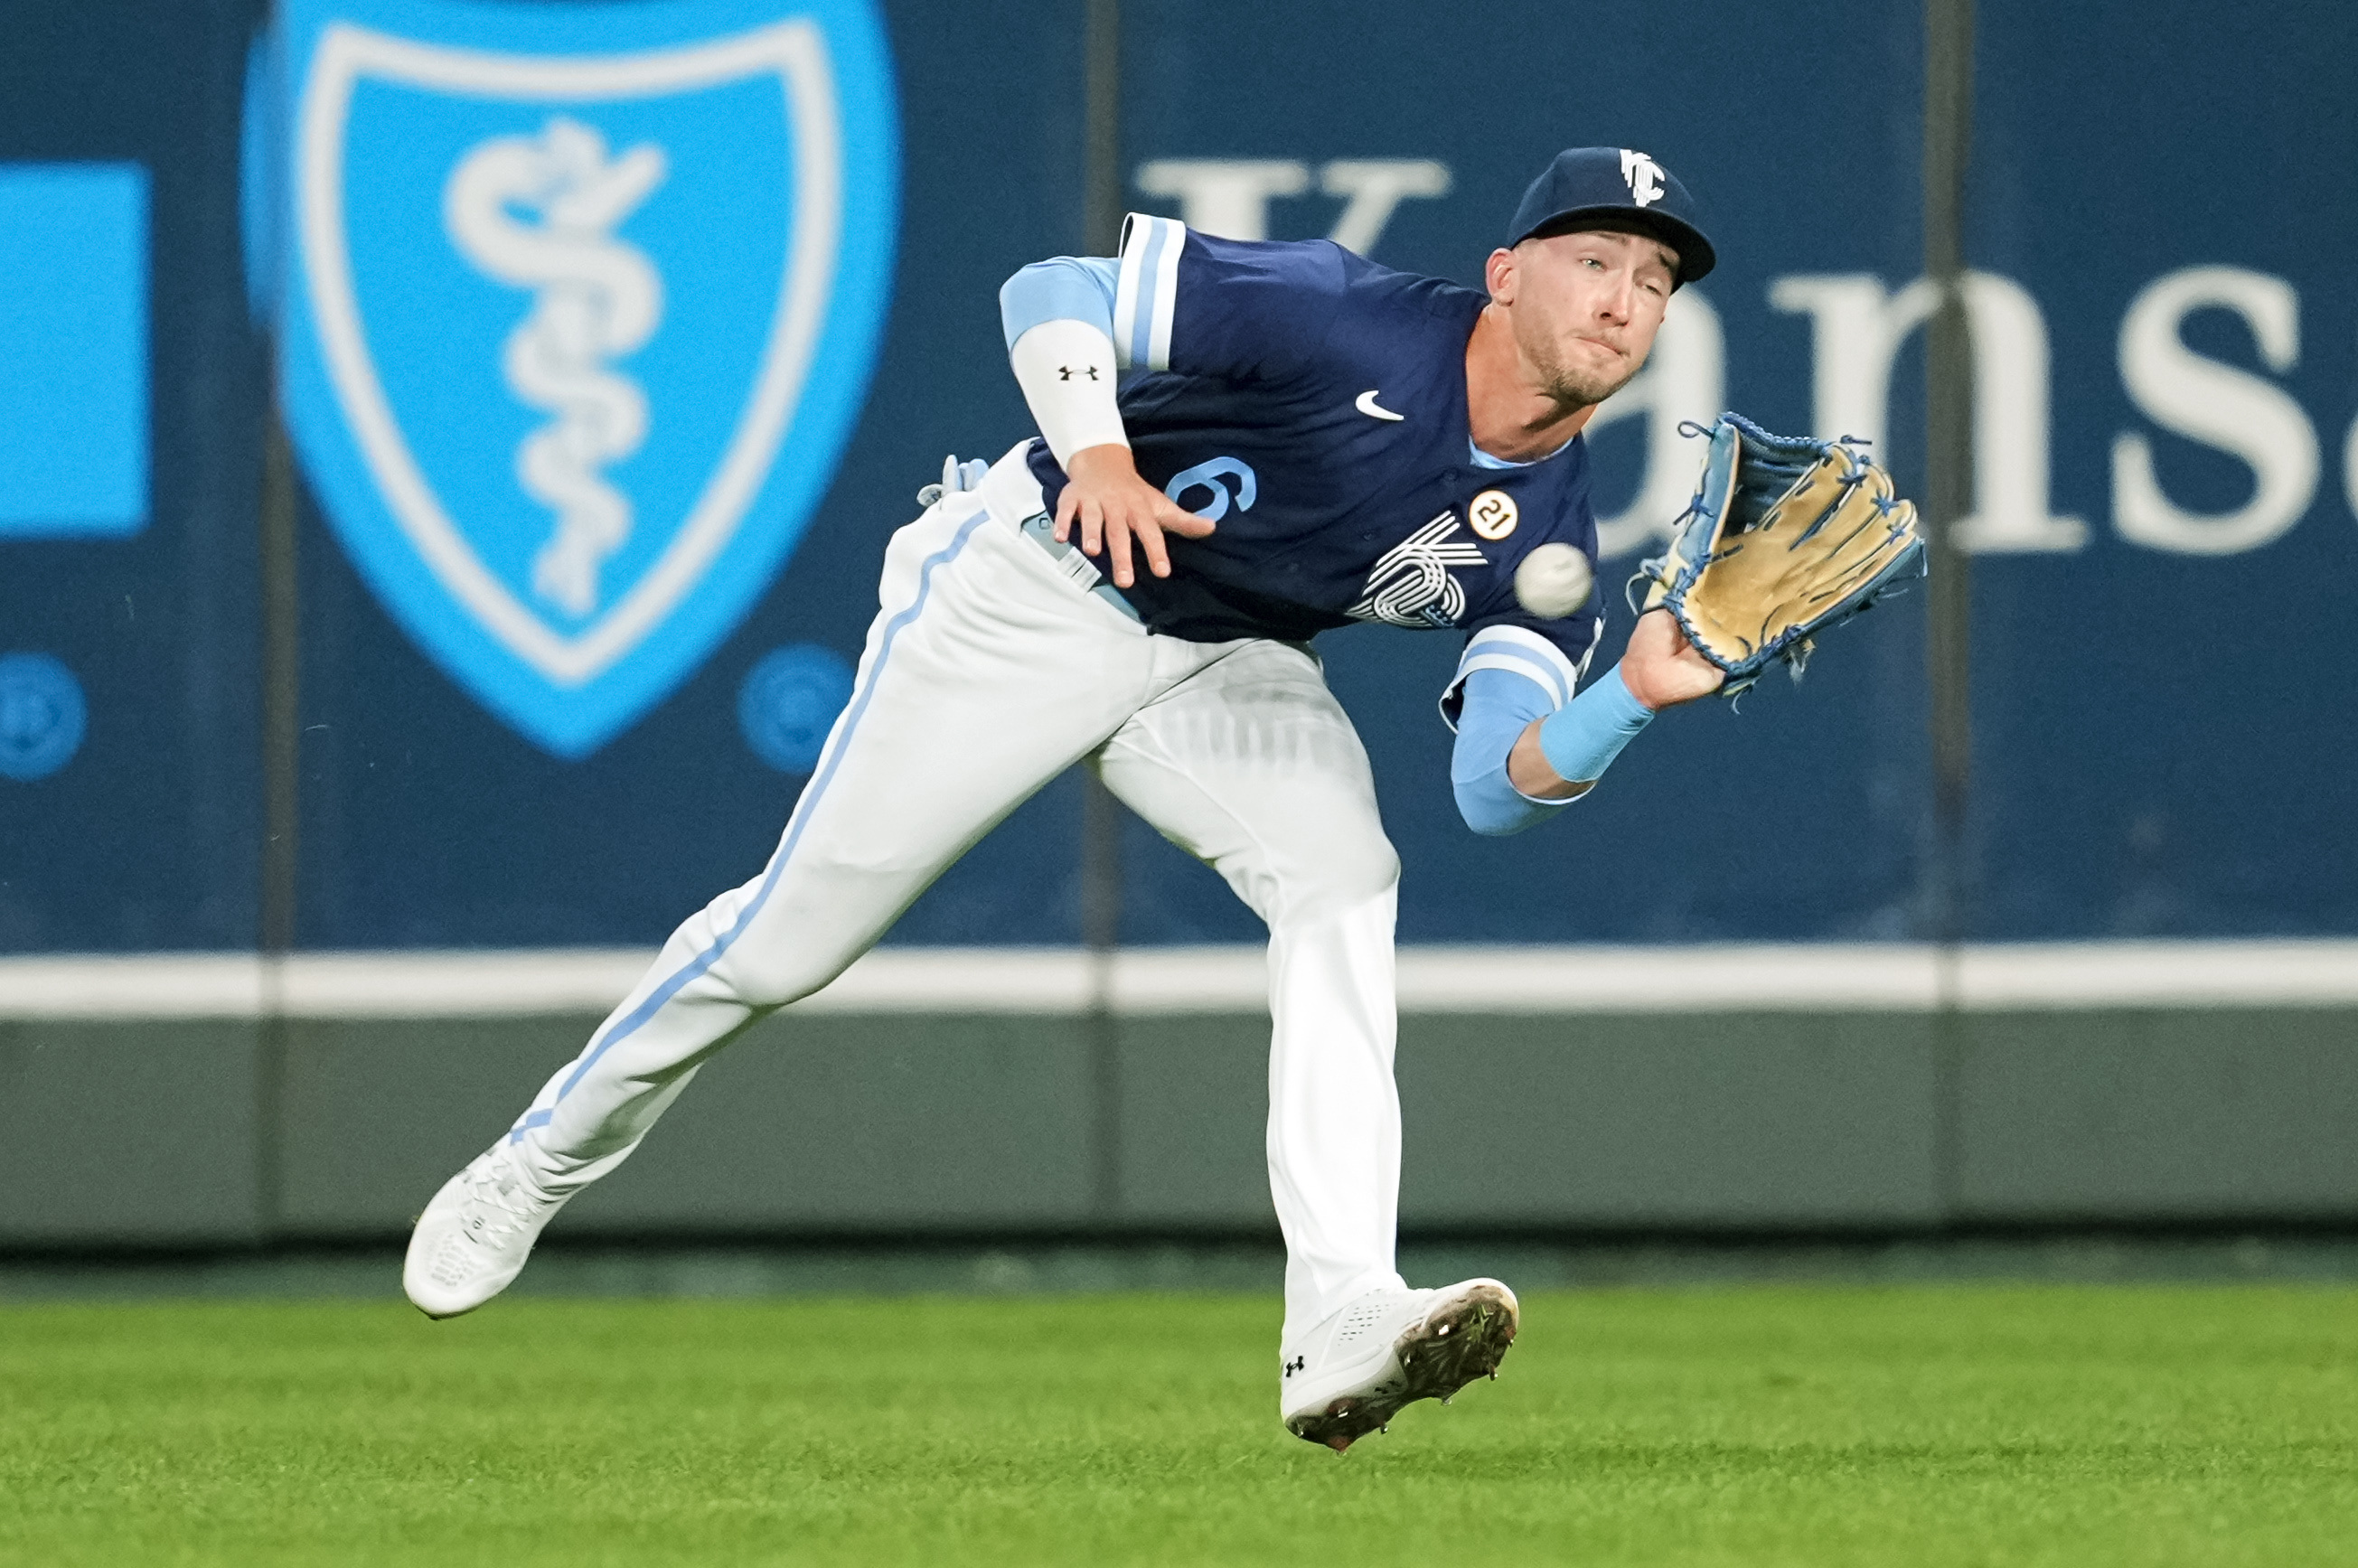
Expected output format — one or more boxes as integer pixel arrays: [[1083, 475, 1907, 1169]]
[[5, 944, 2353, 1248], [5, 2, 2356, 1250]]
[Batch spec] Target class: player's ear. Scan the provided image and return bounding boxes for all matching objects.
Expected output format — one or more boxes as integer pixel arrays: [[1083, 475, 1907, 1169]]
[[1485, 247, 1517, 305]]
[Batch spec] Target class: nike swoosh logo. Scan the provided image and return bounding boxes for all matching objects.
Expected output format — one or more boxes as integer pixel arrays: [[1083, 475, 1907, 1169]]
[[1355, 390, 1404, 422]]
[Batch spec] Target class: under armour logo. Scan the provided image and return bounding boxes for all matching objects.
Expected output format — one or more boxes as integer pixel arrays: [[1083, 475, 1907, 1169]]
[[1620, 148, 1667, 209], [1057, 364, 1101, 381], [1284, 1356, 1307, 1377]]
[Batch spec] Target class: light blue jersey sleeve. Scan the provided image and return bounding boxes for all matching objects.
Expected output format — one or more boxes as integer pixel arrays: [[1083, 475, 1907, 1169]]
[[999, 214, 1348, 377], [1444, 623, 1655, 836], [1451, 668, 1573, 836], [1443, 624, 1590, 837], [1000, 255, 1119, 347]]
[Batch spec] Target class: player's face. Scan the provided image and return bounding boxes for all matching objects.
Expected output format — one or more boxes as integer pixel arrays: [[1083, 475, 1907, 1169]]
[[1495, 230, 1677, 408]]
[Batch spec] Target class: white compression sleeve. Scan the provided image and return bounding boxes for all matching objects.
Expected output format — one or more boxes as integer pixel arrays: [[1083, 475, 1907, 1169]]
[[1008, 318, 1129, 466]]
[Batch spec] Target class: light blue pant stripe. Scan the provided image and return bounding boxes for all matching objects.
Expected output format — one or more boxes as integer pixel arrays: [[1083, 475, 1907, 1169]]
[[514, 509, 993, 1138]]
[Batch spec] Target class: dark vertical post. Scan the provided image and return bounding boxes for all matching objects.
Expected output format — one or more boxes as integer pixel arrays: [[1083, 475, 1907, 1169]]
[[1084, 0, 1123, 257], [256, 388, 301, 1239], [1922, 0, 1975, 1218], [1080, 0, 1126, 1223]]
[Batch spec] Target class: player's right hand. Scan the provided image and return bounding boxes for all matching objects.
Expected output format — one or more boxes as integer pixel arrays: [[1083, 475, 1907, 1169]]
[[1620, 607, 1726, 709], [1057, 444, 1217, 589]]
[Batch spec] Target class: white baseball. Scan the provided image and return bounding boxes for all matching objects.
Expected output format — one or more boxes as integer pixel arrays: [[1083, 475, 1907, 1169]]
[[1513, 542, 1593, 618]]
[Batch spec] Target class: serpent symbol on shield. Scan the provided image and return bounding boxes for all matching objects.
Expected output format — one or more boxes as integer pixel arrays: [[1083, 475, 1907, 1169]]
[[446, 118, 669, 619], [270, 4, 898, 757]]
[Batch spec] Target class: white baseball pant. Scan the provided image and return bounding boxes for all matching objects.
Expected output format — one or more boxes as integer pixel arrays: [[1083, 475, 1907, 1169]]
[[503, 442, 1408, 1341]]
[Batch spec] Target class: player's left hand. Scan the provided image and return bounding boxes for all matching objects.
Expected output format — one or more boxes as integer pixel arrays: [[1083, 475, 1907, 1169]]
[[1620, 607, 1726, 709], [1057, 445, 1217, 588]]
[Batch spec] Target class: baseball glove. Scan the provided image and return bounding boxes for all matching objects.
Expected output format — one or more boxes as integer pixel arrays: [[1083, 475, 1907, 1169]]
[[1632, 412, 1925, 696]]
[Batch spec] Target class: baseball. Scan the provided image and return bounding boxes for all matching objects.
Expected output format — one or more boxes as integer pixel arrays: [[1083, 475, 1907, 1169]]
[[1513, 542, 1593, 618]]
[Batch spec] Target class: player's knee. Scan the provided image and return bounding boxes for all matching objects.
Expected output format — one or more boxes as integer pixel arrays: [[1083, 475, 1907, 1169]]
[[1336, 836, 1402, 904], [710, 946, 846, 1011], [1270, 831, 1398, 927]]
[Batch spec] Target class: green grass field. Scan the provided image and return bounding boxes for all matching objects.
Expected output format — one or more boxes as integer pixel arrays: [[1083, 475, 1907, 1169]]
[[3, 1286, 2353, 1566]]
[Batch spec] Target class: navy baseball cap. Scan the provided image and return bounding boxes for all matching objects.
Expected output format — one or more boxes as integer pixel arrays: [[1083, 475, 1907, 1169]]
[[1508, 146, 1716, 286]]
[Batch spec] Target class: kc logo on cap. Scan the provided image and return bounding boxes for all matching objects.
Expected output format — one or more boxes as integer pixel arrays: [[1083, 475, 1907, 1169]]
[[1621, 149, 1668, 209]]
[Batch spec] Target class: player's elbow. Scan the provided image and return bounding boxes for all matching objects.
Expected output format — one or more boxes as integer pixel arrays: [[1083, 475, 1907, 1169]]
[[1453, 774, 1558, 837]]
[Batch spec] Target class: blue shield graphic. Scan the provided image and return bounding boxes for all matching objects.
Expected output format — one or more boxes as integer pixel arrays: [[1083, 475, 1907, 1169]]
[[266, 0, 897, 756]]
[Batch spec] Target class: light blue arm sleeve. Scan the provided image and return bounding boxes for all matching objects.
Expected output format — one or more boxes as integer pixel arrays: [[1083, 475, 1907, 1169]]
[[1450, 668, 1574, 837], [1537, 665, 1655, 785], [999, 256, 1120, 348]]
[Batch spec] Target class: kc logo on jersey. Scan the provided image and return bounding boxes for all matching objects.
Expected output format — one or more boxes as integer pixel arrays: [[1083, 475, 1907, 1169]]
[[1348, 512, 1487, 627], [256, 0, 897, 756]]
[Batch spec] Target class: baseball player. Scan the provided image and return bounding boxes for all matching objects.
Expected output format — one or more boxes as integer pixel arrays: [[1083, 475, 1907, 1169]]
[[407, 146, 1733, 1451]]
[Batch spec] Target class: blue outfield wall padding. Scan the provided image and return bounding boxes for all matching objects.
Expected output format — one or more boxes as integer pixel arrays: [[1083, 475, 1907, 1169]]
[[0, 164, 149, 535], [5, 0, 2358, 952]]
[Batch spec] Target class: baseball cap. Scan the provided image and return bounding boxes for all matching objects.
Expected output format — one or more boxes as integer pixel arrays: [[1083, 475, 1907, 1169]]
[[1507, 146, 1716, 286]]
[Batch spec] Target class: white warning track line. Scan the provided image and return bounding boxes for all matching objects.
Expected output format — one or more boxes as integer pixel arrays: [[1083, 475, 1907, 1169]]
[[0, 941, 2354, 1020]]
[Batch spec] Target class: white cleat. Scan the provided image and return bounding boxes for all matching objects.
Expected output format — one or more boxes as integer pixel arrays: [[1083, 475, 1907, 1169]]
[[401, 1141, 569, 1319], [1279, 1277, 1519, 1452]]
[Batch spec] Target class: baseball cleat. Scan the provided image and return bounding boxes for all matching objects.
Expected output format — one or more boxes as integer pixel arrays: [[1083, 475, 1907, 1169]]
[[1279, 1277, 1519, 1451], [401, 1140, 569, 1319]]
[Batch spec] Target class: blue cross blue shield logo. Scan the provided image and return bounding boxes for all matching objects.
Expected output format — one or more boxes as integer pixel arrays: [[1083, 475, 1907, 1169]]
[[262, 0, 897, 756]]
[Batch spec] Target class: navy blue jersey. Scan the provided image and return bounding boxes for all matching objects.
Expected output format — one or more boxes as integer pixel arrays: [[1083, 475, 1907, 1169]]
[[1023, 215, 1603, 679]]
